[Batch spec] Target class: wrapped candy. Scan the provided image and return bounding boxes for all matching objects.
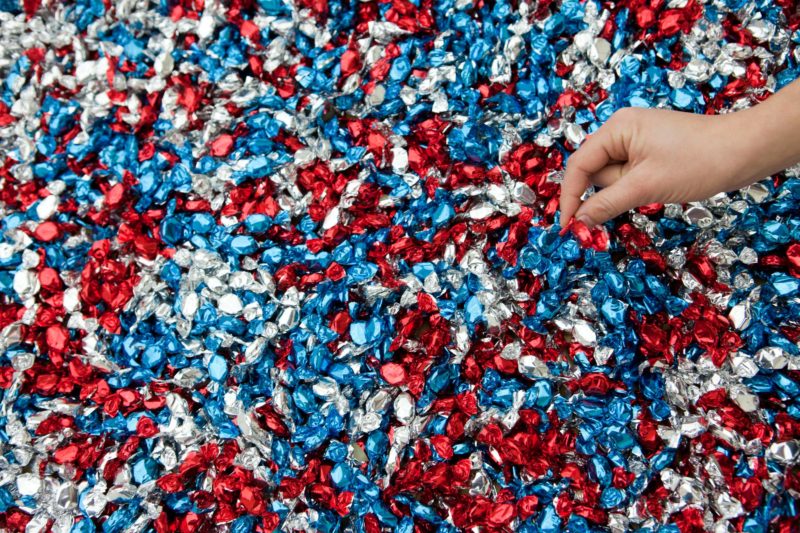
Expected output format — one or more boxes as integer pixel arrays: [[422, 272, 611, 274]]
[[0, 0, 799, 531]]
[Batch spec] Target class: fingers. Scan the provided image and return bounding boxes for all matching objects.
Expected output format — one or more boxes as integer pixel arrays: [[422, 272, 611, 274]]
[[590, 163, 626, 188], [558, 178, 587, 229], [559, 122, 628, 227], [573, 173, 643, 227], [559, 136, 608, 227]]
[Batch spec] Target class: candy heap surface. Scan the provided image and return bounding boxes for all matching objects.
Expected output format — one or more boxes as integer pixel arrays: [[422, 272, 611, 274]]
[[1, 0, 800, 531]]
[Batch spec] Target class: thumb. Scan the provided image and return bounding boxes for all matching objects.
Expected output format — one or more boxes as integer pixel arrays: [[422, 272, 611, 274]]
[[573, 177, 641, 227]]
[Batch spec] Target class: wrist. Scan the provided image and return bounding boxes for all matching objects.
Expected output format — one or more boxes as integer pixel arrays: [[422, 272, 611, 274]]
[[726, 82, 800, 186], [709, 109, 768, 190]]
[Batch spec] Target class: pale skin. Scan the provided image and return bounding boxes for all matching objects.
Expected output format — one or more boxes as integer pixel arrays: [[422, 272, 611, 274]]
[[559, 78, 800, 229]]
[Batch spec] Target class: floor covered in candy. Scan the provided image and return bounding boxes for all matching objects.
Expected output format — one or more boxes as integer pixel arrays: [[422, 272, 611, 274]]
[[0, 0, 799, 531]]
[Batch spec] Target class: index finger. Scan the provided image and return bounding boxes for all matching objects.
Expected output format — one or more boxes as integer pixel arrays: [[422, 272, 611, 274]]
[[559, 124, 623, 227]]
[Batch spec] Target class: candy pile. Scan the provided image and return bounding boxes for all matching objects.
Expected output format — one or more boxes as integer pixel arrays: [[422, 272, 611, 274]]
[[1, 0, 800, 531]]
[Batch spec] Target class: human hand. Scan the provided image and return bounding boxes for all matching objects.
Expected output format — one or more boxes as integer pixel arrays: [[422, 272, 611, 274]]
[[558, 88, 800, 229]]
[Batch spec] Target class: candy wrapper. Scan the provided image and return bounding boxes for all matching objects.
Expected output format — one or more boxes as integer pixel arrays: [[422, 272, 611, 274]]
[[0, 0, 799, 531]]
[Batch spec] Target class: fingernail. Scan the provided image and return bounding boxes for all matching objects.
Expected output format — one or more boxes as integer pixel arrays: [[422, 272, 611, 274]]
[[558, 217, 573, 236], [576, 214, 593, 228]]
